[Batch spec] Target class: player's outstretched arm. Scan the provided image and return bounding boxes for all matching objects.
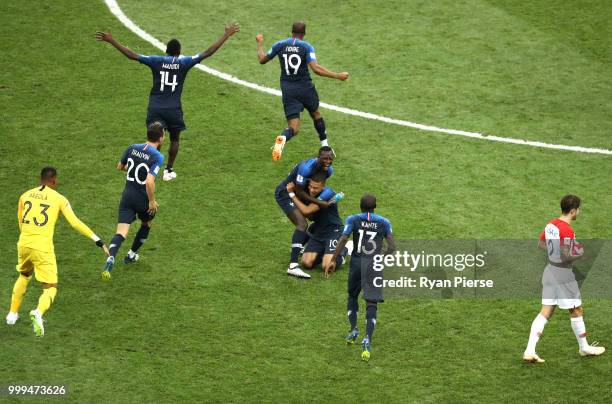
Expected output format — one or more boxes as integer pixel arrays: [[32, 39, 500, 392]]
[[256, 34, 270, 64], [95, 31, 139, 60], [308, 61, 349, 81], [60, 200, 108, 254], [199, 22, 240, 60]]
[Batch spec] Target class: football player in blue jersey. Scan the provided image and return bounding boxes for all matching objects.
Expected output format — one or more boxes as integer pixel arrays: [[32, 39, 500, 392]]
[[286, 171, 352, 275], [327, 194, 396, 361], [275, 146, 334, 278], [101, 122, 165, 279], [256, 22, 349, 161], [95, 23, 239, 180]]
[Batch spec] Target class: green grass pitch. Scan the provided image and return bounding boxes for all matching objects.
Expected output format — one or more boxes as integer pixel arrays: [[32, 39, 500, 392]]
[[1, 0, 610, 402]]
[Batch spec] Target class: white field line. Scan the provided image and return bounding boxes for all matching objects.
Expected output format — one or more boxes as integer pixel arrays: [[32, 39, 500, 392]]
[[105, 0, 612, 156]]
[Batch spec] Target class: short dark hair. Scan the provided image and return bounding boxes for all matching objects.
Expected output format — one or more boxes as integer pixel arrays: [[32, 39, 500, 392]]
[[292, 21, 306, 35], [40, 166, 57, 181], [166, 39, 181, 56], [360, 194, 377, 212], [310, 170, 327, 184], [147, 122, 165, 142], [560, 194, 581, 214], [319, 146, 333, 156]]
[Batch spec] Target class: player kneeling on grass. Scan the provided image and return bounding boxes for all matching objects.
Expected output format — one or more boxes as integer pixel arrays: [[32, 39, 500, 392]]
[[7, 167, 109, 337], [326, 194, 395, 361], [102, 122, 165, 279], [523, 194, 605, 363], [274, 147, 334, 279], [286, 172, 351, 274]]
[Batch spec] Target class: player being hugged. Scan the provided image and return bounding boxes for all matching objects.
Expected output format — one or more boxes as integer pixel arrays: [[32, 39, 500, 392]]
[[102, 122, 165, 279], [327, 194, 395, 361], [523, 195, 605, 363], [95, 23, 240, 181], [275, 146, 335, 279], [256, 22, 349, 161], [286, 172, 351, 274], [6, 167, 109, 337]]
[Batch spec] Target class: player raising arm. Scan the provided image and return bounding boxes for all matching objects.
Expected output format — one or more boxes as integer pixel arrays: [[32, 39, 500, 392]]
[[95, 23, 240, 181], [256, 22, 349, 161], [326, 194, 395, 361], [6, 167, 108, 337]]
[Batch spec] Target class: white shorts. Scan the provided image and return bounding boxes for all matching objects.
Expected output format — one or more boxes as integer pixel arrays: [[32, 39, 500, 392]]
[[541, 264, 581, 309]]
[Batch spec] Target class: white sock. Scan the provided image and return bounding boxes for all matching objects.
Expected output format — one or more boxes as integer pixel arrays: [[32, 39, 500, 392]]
[[525, 313, 548, 355], [289, 263, 299, 269], [127, 250, 135, 258], [571, 316, 588, 350], [320, 139, 329, 147]]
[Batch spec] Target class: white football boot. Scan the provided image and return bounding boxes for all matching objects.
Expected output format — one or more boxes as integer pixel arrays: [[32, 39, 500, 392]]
[[522, 353, 545, 363], [6, 312, 19, 325], [287, 266, 311, 279], [579, 342, 606, 357], [163, 169, 177, 181]]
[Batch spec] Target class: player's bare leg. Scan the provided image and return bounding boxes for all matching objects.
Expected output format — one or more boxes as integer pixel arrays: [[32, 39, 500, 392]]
[[569, 306, 606, 357], [103, 223, 131, 279], [309, 109, 331, 149], [163, 129, 180, 181], [285, 209, 310, 278], [7, 269, 33, 325], [301, 252, 318, 269], [273, 118, 300, 161], [523, 305, 554, 363]]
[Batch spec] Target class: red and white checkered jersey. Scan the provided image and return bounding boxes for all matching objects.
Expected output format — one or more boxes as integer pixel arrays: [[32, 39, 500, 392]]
[[540, 218, 576, 264]]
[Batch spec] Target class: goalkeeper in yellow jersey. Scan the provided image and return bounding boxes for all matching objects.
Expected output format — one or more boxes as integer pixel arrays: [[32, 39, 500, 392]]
[[6, 167, 109, 337]]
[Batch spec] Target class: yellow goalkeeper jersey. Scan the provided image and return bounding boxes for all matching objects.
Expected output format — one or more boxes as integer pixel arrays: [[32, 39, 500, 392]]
[[17, 185, 96, 252]]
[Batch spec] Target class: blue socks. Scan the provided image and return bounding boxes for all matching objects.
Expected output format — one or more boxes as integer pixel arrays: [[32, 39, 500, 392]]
[[130, 225, 151, 253], [109, 234, 125, 258]]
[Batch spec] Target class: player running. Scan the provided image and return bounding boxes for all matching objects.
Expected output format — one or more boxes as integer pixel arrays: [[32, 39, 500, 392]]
[[275, 146, 335, 278], [523, 195, 605, 363], [6, 167, 108, 336], [102, 122, 165, 279], [286, 172, 351, 273], [256, 22, 349, 161], [326, 194, 395, 361], [95, 23, 240, 181]]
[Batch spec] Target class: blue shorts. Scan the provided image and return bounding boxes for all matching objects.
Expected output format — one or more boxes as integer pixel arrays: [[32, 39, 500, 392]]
[[146, 107, 186, 132], [304, 232, 342, 255], [280, 81, 319, 120], [348, 255, 384, 303], [117, 189, 156, 224], [274, 184, 297, 215]]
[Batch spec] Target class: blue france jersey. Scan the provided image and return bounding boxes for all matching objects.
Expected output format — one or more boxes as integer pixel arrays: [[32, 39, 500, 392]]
[[120, 144, 165, 195], [309, 187, 344, 239], [138, 54, 204, 108], [267, 38, 316, 83], [279, 158, 333, 189], [343, 212, 393, 258]]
